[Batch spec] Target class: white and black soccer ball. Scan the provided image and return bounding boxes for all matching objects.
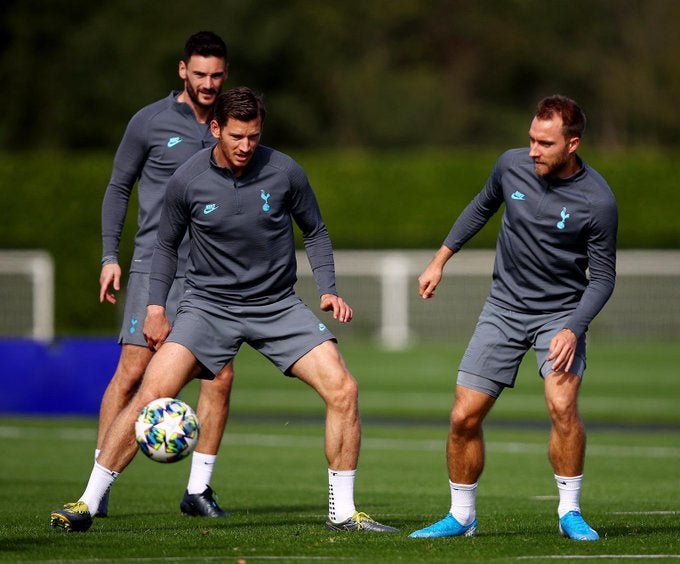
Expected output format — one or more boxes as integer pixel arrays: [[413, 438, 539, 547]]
[[135, 397, 200, 463]]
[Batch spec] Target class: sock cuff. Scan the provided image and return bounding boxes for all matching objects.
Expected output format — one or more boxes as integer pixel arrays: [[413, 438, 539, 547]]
[[449, 480, 478, 491], [94, 461, 120, 479], [555, 474, 583, 493], [192, 451, 218, 465], [554, 474, 583, 483], [329, 468, 357, 478]]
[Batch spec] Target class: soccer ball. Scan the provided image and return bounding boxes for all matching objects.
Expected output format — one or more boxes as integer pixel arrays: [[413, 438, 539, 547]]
[[135, 397, 200, 463]]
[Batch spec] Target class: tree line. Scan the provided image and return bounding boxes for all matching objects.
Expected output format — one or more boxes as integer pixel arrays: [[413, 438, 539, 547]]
[[1, 0, 678, 151]]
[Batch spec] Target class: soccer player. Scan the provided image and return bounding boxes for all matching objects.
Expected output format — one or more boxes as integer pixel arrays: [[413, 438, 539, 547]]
[[410, 95, 617, 541], [96, 31, 232, 518], [50, 86, 398, 534]]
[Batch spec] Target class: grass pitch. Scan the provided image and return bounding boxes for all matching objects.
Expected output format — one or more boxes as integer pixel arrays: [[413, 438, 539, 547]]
[[1, 342, 678, 562]]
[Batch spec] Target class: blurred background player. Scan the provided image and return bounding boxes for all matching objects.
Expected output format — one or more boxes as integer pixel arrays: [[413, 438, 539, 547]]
[[50, 87, 398, 534], [410, 95, 617, 541], [96, 31, 233, 518]]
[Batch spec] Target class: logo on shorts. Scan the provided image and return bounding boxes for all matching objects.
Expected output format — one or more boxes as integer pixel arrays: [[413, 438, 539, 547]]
[[167, 136, 183, 148], [260, 190, 271, 212], [556, 207, 570, 230], [318, 323, 327, 332], [129, 316, 138, 334], [203, 203, 219, 215]]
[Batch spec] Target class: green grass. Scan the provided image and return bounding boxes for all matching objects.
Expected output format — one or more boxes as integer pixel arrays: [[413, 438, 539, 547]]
[[1, 342, 679, 562]]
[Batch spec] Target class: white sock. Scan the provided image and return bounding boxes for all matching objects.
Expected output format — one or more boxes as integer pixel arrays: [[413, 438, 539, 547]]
[[328, 468, 356, 523], [80, 462, 119, 513], [94, 448, 100, 462], [187, 452, 217, 495], [449, 480, 477, 526], [555, 474, 582, 518]]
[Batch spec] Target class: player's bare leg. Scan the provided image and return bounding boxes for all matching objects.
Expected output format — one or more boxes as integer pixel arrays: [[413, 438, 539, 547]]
[[410, 385, 495, 538], [99, 342, 201, 473], [544, 371, 585, 475], [291, 341, 359, 470], [180, 361, 235, 518], [194, 361, 235, 459], [51, 343, 200, 532], [96, 344, 153, 449], [544, 371, 598, 540], [93, 344, 153, 516], [447, 385, 496, 484], [291, 340, 397, 533]]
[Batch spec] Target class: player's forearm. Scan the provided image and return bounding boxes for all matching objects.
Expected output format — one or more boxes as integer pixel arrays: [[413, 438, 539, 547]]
[[147, 247, 179, 307], [101, 183, 134, 259], [429, 245, 455, 269], [304, 228, 337, 297]]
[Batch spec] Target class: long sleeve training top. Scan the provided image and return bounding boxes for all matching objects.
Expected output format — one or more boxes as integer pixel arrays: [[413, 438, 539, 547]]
[[444, 148, 618, 337], [101, 91, 214, 275], [148, 144, 336, 308]]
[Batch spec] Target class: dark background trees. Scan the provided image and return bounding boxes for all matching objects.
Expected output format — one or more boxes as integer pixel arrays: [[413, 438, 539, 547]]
[[1, 0, 679, 151], [1, 0, 678, 334]]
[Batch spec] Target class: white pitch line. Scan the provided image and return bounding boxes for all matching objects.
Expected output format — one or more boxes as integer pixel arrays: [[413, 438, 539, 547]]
[[516, 556, 680, 560], [612, 511, 679, 515], [1, 426, 679, 459], [40, 558, 356, 563]]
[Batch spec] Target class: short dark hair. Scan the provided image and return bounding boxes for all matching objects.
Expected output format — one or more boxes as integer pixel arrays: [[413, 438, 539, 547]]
[[535, 95, 586, 139], [183, 31, 228, 62], [213, 87, 267, 127]]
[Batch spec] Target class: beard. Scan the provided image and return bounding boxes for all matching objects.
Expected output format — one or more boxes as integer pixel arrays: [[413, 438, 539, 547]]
[[186, 82, 219, 111], [535, 151, 571, 178]]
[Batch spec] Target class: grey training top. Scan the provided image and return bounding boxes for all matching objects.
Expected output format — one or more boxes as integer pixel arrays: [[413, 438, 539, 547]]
[[148, 144, 336, 307], [444, 148, 618, 338], [101, 91, 214, 275]]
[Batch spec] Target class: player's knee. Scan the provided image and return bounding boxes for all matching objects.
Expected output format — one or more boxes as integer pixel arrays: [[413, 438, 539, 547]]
[[326, 372, 358, 412], [115, 349, 152, 389], [109, 365, 145, 397], [450, 405, 483, 435], [549, 404, 582, 434], [545, 389, 578, 420], [213, 362, 235, 385]]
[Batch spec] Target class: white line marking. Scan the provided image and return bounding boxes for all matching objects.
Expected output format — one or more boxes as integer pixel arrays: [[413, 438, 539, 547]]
[[516, 556, 680, 560], [1, 426, 679, 459], [40, 558, 355, 563], [612, 511, 679, 515]]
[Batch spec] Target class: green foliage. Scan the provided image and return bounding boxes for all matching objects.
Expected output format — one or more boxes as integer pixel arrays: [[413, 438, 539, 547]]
[[0, 149, 677, 334], [0, 152, 136, 334], [1, 1, 679, 150]]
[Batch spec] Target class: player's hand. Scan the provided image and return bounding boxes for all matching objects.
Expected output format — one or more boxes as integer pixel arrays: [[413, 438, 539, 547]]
[[547, 328, 577, 373], [418, 263, 443, 299], [419, 246, 454, 299], [320, 294, 353, 323], [143, 305, 171, 351], [99, 263, 122, 304]]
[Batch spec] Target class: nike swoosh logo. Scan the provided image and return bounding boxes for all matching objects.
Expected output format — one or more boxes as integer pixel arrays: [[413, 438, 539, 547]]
[[167, 136, 183, 148], [511, 191, 526, 200], [203, 204, 219, 215]]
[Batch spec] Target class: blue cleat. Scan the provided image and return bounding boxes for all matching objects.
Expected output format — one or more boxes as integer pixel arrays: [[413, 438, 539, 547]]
[[558, 511, 599, 541], [409, 513, 477, 538]]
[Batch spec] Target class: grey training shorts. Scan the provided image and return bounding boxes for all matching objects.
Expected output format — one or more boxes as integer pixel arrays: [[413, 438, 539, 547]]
[[119, 272, 186, 346], [167, 293, 336, 379], [457, 300, 586, 398]]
